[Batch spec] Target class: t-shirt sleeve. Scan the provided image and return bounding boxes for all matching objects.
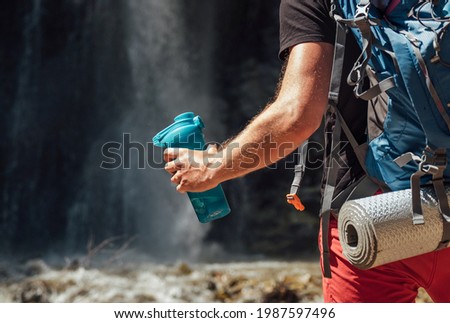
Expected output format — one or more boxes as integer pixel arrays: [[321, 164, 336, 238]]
[[279, 0, 335, 60]]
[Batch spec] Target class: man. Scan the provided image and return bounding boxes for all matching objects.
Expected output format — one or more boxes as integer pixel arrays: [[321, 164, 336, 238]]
[[164, 0, 450, 302]]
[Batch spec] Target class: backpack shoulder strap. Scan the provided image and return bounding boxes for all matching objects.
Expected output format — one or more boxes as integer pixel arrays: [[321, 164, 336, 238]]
[[322, 18, 382, 278]]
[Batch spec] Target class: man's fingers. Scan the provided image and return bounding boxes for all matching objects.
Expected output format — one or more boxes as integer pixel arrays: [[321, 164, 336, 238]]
[[163, 148, 181, 162], [165, 160, 182, 174], [206, 144, 219, 154], [176, 183, 186, 194], [171, 174, 186, 193], [171, 173, 179, 183]]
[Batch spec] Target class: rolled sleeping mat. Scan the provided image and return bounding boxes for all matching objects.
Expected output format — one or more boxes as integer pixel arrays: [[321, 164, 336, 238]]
[[338, 186, 450, 270]]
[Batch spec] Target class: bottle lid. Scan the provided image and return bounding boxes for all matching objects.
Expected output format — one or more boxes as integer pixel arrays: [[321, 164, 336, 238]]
[[174, 112, 195, 122], [152, 112, 204, 148]]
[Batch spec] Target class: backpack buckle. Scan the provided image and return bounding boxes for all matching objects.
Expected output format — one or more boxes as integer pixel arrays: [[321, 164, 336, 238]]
[[286, 194, 305, 211], [355, 2, 371, 20], [419, 147, 447, 176], [354, 1, 380, 27]]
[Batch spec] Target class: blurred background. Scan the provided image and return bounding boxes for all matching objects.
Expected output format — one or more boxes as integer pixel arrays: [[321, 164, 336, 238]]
[[0, 0, 330, 303], [0, 0, 324, 261]]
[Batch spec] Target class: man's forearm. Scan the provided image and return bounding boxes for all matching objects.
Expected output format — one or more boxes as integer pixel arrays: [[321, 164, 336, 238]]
[[211, 43, 333, 184], [212, 98, 320, 183]]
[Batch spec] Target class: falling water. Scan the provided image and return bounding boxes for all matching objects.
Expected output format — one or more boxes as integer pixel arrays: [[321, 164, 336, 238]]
[[66, 0, 223, 262]]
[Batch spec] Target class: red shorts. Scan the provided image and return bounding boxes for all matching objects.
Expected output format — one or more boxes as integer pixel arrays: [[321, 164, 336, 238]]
[[319, 216, 450, 303]]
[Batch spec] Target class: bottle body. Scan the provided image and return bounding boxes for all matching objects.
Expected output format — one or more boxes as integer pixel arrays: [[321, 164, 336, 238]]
[[153, 112, 231, 223], [187, 188, 230, 223]]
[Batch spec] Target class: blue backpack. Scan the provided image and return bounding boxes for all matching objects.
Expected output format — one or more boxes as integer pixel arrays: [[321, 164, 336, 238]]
[[335, 0, 450, 187], [286, 0, 450, 277]]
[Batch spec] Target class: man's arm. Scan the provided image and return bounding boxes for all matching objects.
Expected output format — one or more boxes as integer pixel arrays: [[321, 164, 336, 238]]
[[164, 42, 334, 193]]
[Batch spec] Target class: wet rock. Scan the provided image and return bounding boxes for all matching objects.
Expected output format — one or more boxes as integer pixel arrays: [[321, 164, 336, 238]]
[[210, 272, 250, 302], [206, 280, 216, 291], [135, 294, 157, 303], [64, 258, 81, 271], [176, 262, 193, 276], [17, 280, 52, 303], [262, 281, 300, 303], [46, 278, 77, 294], [24, 259, 50, 276]]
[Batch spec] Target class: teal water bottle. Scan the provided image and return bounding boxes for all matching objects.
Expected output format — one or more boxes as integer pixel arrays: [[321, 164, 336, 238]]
[[152, 112, 231, 223]]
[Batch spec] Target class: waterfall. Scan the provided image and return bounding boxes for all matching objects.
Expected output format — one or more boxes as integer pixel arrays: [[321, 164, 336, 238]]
[[66, 0, 223, 262], [1, 0, 44, 253]]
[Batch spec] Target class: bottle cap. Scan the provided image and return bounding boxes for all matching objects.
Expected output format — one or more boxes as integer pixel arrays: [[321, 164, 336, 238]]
[[152, 112, 204, 148]]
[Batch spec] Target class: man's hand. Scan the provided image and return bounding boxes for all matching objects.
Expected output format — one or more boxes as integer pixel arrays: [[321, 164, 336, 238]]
[[163, 145, 222, 193]]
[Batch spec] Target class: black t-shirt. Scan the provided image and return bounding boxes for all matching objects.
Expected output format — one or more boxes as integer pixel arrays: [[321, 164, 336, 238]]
[[279, 0, 367, 197]]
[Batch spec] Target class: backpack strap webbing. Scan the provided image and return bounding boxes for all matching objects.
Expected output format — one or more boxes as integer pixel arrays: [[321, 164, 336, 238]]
[[286, 141, 307, 212], [395, 147, 450, 247], [321, 17, 385, 278], [335, 0, 396, 101], [320, 112, 341, 279]]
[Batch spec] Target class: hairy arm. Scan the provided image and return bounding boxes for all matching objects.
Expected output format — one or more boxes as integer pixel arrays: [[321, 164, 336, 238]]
[[164, 42, 334, 192]]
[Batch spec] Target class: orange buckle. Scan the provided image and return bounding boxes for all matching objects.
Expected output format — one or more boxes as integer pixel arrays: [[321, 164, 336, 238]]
[[286, 194, 305, 211]]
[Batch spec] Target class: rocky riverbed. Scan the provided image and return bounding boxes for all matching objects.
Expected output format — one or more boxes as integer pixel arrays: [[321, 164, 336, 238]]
[[0, 259, 432, 303]]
